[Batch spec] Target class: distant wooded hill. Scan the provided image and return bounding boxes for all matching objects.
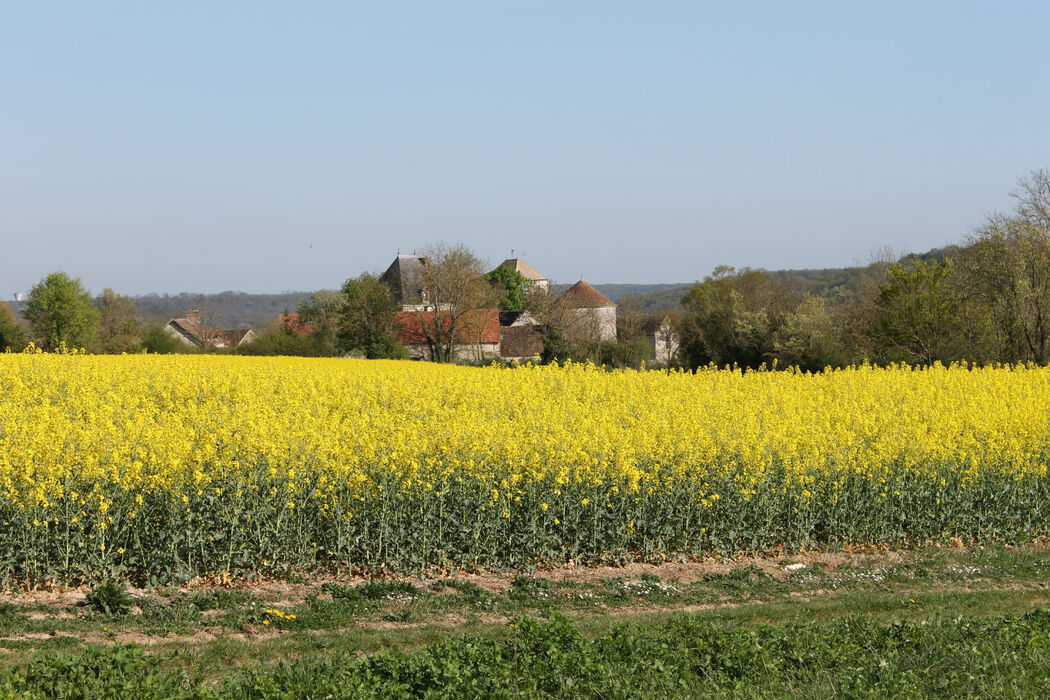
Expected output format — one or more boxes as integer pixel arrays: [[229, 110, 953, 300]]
[[613, 246, 960, 312]]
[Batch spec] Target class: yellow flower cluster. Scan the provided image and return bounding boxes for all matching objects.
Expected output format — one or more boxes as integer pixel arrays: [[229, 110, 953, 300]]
[[263, 608, 295, 624], [1, 354, 1049, 582]]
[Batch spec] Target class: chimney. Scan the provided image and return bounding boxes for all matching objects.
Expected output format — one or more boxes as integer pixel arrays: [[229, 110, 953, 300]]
[[186, 309, 201, 324]]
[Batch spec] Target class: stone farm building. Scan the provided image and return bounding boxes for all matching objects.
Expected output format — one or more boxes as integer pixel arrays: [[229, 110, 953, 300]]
[[498, 310, 544, 363], [395, 309, 501, 362], [164, 310, 256, 349], [380, 255, 431, 310], [641, 314, 680, 365], [556, 280, 617, 342]]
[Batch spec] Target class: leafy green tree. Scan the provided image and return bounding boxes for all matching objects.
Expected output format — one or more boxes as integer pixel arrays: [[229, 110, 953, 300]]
[[679, 266, 800, 369], [772, 295, 847, 371], [95, 288, 144, 353], [23, 272, 100, 350], [237, 323, 335, 357], [0, 302, 26, 351], [337, 273, 403, 359], [868, 259, 969, 365], [296, 289, 346, 353], [540, 325, 569, 365], [486, 266, 530, 311], [598, 337, 653, 369], [139, 324, 186, 354]]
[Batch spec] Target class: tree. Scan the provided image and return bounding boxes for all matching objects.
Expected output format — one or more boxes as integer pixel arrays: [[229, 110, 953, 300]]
[[96, 288, 144, 353], [866, 259, 968, 365], [297, 289, 347, 354], [237, 322, 334, 357], [679, 266, 800, 369], [413, 243, 496, 363], [615, 297, 646, 343], [23, 272, 100, 351], [337, 273, 403, 359], [962, 170, 1050, 364], [771, 295, 846, 371], [139, 324, 185, 354], [539, 324, 569, 364], [486, 266, 530, 311], [0, 302, 25, 351], [827, 250, 897, 366]]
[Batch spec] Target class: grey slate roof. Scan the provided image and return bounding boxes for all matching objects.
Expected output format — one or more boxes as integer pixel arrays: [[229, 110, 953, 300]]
[[380, 255, 428, 306]]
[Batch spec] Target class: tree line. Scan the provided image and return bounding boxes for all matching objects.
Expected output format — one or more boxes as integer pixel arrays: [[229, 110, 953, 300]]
[[1, 277, 187, 355], [674, 170, 1050, 371]]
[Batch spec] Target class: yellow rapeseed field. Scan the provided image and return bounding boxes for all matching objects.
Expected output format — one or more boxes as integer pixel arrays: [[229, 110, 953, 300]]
[[1, 353, 1049, 583]]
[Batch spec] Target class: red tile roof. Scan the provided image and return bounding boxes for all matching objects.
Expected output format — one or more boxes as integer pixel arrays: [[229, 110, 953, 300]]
[[280, 313, 319, 337], [396, 309, 500, 345]]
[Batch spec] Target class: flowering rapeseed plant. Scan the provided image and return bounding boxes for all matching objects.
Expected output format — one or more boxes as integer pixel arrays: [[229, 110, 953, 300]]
[[1, 354, 1049, 583]]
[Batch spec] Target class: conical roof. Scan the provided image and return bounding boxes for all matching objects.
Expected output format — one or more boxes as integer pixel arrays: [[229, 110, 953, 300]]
[[558, 280, 614, 309]]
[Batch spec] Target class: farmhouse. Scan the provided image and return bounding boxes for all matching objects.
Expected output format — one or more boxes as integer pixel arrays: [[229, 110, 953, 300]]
[[164, 310, 256, 349]]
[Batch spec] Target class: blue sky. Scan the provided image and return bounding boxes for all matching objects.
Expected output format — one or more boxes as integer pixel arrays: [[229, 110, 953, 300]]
[[2, 1, 1048, 295]]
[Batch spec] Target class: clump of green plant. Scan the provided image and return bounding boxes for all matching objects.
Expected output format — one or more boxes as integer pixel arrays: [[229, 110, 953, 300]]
[[321, 580, 421, 602], [509, 575, 556, 602], [381, 608, 415, 623], [702, 566, 781, 595], [186, 589, 253, 611], [85, 581, 135, 616]]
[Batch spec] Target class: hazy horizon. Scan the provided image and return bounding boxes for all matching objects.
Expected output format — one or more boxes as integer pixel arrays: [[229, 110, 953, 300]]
[[4, 2, 1048, 296]]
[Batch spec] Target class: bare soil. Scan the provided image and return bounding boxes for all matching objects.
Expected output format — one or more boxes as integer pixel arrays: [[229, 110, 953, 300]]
[[0, 547, 939, 608]]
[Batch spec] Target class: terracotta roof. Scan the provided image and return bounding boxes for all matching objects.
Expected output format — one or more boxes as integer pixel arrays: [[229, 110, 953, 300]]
[[500, 325, 544, 359], [557, 280, 615, 309], [280, 313, 319, 337], [395, 309, 500, 345], [499, 259, 548, 282]]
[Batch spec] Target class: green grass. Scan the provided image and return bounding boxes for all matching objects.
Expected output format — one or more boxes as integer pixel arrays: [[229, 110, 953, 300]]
[[4, 608, 1050, 698], [4, 544, 1050, 696]]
